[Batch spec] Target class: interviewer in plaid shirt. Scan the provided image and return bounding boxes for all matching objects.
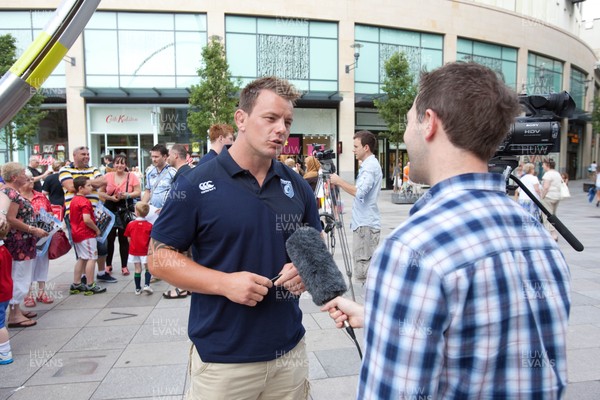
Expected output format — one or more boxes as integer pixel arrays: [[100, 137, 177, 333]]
[[322, 62, 571, 399]]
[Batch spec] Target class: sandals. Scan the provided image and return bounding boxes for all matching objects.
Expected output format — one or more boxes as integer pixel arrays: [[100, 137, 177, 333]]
[[122, 267, 130, 276], [22, 311, 37, 318], [162, 288, 190, 299], [36, 292, 54, 304], [106, 265, 113, 273], [23, 295, 36, 308], [7, 319, 37, 329]]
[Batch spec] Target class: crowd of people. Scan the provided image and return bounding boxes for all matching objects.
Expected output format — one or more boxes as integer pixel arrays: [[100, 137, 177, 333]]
[[0, 65, 578, 399]]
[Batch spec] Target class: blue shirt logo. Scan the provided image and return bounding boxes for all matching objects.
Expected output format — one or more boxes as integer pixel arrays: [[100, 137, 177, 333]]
[[280, 179, 294, 199]]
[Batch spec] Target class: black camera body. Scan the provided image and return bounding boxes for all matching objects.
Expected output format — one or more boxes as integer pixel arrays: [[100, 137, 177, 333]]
[[496, 91, 575, 157], [490, 91, 575, 175], [313, 144, 336, 174]]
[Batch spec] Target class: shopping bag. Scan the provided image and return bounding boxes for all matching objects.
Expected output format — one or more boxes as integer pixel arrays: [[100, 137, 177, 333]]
[[48, 230, 72, 260]]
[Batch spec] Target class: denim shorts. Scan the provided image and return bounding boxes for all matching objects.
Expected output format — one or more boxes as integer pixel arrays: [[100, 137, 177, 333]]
[[0, 300, 9, 329]]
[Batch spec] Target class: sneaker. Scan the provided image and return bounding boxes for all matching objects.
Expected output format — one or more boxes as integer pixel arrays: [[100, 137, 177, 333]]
[[142, 285, 154, 295], [134, 288, 142, 295], [96, 273, 117, 283], [0, 351, 13, 365], [83, 283, 107, 296], [81, 275, 87, 285], [69, 283, 87, 294]]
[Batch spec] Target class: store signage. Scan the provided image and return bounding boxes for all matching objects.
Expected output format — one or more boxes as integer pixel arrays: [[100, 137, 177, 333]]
[[105, 114, 139, 124]]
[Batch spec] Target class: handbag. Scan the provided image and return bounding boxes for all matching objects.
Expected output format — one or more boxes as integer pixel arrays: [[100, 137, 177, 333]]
[[560, 181, 571, 199], [117, 173, 136, 227], [48, 230, 72, 260]]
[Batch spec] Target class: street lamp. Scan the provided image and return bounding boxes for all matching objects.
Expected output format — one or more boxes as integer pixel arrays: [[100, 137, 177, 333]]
[[345, 43, 363, 74]]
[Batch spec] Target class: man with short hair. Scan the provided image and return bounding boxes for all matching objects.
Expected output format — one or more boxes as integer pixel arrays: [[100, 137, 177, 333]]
[[322, 62, 571, 399], [28, 155, 51, 192], [149, 76, 320, 399], [168, 144, 191, 181], [141, 144, 176, 222], [200, 123, 235, 165], [60, 146, 116, 283], [330, 130, 382, 284]]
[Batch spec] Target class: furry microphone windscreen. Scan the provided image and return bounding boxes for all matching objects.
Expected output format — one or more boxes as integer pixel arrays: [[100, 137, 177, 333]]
[[285, 226, 347, 306]]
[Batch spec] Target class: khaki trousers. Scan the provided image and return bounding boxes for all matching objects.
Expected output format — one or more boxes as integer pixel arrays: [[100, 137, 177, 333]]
[[186, 338, 309, 400]]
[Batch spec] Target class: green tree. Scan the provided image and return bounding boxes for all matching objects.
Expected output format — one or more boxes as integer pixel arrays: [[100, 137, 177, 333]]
[[374, 52, 417, 159], [0, 34, 48, 160], [592, 95, 600, 135], [187, 37, 240, 145]]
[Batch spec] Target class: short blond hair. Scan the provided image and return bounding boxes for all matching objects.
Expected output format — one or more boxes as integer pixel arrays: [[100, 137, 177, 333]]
[[1, 162, 25, 183], [523, 163, 535, 175], [135, 202, 150, 218]]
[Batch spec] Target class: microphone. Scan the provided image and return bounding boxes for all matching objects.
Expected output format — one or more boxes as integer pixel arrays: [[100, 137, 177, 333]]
[[286, 226, 362, 359]]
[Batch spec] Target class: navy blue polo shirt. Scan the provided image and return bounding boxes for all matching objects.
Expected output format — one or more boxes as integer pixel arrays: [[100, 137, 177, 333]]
[[151, 148, 321, 363]]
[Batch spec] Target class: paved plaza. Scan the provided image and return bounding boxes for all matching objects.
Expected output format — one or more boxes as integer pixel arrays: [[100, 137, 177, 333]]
[[1, 180, 599, 399]]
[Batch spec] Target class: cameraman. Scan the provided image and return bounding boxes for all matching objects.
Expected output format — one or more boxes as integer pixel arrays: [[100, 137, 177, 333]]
[[322, 62, 570, 399], [329, 130, 382, 284]]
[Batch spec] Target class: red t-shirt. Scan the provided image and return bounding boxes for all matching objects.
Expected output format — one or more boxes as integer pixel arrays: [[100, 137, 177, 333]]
[[124, 219, 153, 256], [0, 245, 13, 303], [69, 195, 97, 243]]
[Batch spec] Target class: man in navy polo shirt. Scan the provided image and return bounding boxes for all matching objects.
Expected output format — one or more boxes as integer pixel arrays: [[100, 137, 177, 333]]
[[149, 76, 320, 399]]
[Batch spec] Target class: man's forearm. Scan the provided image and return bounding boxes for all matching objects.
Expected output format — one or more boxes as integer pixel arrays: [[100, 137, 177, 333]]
[[336, 179, 357, 197]]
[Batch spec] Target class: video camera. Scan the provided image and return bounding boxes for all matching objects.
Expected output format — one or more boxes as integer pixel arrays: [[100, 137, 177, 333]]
[[313, 144, 336, 174], [497, 91, 575, 157], [489, 91, 575, 174]]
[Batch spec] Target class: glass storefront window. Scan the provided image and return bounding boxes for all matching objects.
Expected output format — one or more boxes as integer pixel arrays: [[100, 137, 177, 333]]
[[569, 68, 587, 111], [457, 38, 518, 89], [226, 16, 338, 92], [354, 25, 443, 94], [84, 12, 207, 89], [527, 53, 563, 94]]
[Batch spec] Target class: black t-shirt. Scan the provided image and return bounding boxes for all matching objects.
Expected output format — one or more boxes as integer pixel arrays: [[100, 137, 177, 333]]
[[28, 166, 43, 192], [41, 173, 65, 206]]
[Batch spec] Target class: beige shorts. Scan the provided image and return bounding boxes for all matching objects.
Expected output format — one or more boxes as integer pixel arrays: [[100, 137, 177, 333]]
[[74, 238, 98, 260], [186, 338, 309, 400]]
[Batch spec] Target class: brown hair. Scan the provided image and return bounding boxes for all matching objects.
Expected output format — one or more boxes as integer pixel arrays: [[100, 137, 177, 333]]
[[354, 130, 377, 153], [238, 76, 300, 114], [543, 159, 556, 169], [208, 124, 235, 142], [415, 62, 521, 161]]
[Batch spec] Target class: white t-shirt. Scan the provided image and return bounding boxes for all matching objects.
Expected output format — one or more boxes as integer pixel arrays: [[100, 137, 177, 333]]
[[595, 172, 600, 188], [542, 169, 562, 201], [519, 174, 540, 202]]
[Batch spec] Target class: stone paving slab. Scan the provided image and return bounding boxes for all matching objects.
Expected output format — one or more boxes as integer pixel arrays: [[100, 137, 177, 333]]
[[26, 349, 122, 386], [90, 364, 188, 399]]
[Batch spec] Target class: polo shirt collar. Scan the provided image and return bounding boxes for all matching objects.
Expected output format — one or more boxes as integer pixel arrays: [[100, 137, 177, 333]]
[[217, 147, 286, 179]]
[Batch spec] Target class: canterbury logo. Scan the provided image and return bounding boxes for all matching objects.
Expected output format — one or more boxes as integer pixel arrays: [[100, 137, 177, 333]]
[[199, 180, 216, 193]]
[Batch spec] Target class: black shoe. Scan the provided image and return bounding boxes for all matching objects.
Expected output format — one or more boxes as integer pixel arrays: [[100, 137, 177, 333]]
[[96, 273, 117, 283], [84, 283, 107, 295]]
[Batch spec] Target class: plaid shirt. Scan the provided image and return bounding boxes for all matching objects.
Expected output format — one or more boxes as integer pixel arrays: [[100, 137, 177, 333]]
[[361, 173, 571, 399]]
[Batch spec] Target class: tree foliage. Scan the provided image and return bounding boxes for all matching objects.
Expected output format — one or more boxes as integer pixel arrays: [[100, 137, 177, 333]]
[[374, 52, 417, 149], [187, 37, 240, 144], [0, 34, 48, 160], [592, 96, 600, 135]]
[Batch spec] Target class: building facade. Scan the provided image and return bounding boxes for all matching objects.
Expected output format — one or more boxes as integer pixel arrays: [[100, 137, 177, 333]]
[[0, 0, 598, 185]]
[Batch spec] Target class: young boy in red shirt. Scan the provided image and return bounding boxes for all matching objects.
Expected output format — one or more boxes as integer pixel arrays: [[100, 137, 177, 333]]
[[69, 177, 106, 295], [124, 202, 153, 295]]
